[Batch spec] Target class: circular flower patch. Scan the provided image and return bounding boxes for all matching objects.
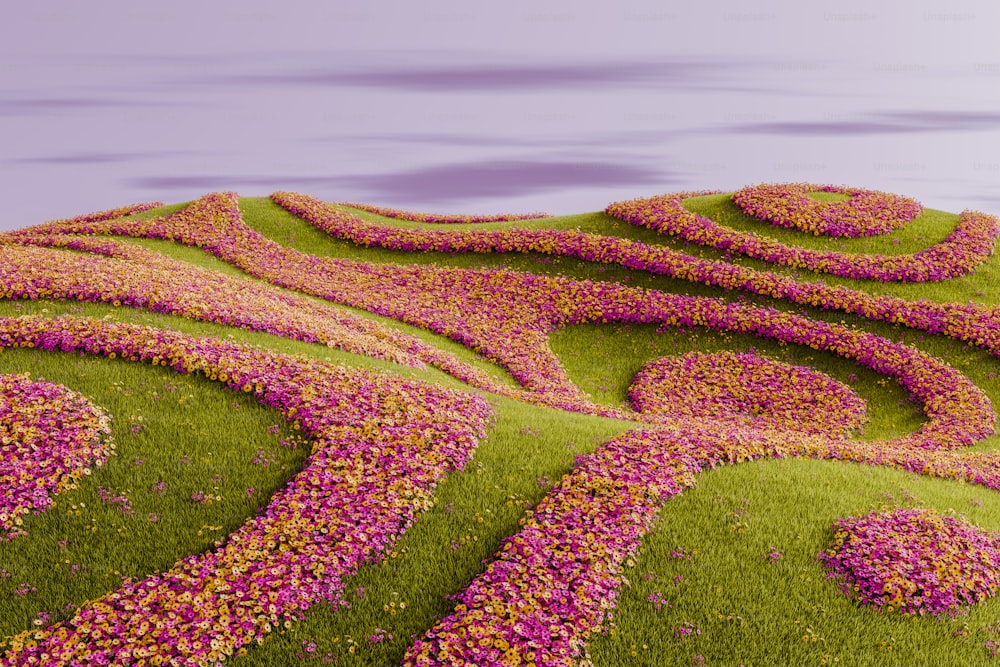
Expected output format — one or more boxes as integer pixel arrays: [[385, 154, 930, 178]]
[[732, 183, 923, 237], [819, 508, 1000, 615], [627, 351, 867, 435], [0, 373, 113, 540]]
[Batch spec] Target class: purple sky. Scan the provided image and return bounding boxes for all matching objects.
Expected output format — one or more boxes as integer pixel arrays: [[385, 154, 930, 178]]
[[3, 0, 1000, 229]]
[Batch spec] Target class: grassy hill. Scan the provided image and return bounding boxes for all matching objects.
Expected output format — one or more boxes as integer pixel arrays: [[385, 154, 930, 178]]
[[1, 185, 999, 666]]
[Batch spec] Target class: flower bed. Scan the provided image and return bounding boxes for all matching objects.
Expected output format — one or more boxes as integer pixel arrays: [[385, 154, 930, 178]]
[[4, 191, 1000, 664], [0, 374, 112, 541], [628, 351, 867, 435], [404, 426, 701, 667], [731, 183, 923, 237], [0, 232, 518, 398], [22, 192, 1000, 408], [606, 191, 999, 282], [405, 416, 1000, 665], [271, 191, 1000, 363], [819, 508, 1000, 615], [0, 315, 492, 666], [18, 192, 997, 448], [337, 202, 549, 224], [0, 236, 421, 367]]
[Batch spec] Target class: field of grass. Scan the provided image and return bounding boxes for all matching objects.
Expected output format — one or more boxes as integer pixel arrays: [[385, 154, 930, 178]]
[[1, 185, 999, 666]]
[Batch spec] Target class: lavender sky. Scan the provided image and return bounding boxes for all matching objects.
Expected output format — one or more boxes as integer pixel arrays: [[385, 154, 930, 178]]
[[3, 0, 1000, 229]]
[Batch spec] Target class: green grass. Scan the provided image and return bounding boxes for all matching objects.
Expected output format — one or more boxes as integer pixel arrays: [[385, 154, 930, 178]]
[[0, 345, 309, 639], [589, 459, 1000, 667], [549, 322, 932, 443], [681, 194, 998, 306], [3, 188, 1000, 665]]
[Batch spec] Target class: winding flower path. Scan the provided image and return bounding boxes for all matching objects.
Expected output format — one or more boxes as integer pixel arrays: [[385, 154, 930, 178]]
[[731, 183, 923, 237], [0, 316, 492, 666], [2, 185, 999, 664]]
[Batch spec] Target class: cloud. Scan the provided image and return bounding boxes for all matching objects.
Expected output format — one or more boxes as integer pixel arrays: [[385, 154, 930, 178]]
[[211, 57, 734, 93], [15, 152, 151, 165], [336, 160, 670, 201], [725, 110, 1000, 136], [294, 62, 692, 91], [0, 97, 159, 116], [128, 159, 672, 203], [322, 130, 678, 149]]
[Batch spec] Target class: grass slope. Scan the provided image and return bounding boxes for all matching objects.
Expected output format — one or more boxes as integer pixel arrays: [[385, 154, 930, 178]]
[[1, 190, 998, 666]]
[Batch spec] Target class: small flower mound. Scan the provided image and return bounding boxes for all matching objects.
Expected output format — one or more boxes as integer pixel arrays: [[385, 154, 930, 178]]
[[337, 202, 549, 224], [628, 351, 867, 435], [0, 374, 113, 540], [732, 183, 923, 237], [819, 508, 1000, 615]]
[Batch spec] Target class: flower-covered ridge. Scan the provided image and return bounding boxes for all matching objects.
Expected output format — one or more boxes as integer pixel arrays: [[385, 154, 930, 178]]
[[270, 191, 1000, 365], [337, 202, 549, 224], [22, 190, 1000, 391], [0, 228, 518, 396], [0, 235, 421, 367], [14, 192, 995, 449], [605, 190, 1000, 282], [628, 350, 868, 435], [0, 315, 492, 666], [0, 373, 113, 541], [818, 508, 1000, 616], [0, 187, 999, 664], [731, 183, 923, 237], [405, 418, 1000, 666]]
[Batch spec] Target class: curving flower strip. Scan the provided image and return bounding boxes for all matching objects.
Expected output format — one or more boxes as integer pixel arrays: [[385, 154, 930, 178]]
[[270, 192, 1000, 363], [628, 351, 867, 435], [3, 191, 1000, 663], [404, 417, 1000, 666], [0, 231, 516, 397], [15, 192, 998, 446], [0, 315, 493, 666], [12, 193, 629, 413], [731, 183, 923, 237], [606, 191, 1000, 282], [0, 234, 419, 368], [0, 374, 112, 541], [337, 202, 549, 224], [819, 508, 1000, 615]]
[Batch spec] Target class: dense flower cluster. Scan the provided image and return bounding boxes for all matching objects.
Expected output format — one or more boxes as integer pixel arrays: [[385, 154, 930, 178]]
[[3, 189, 1000, 663], [0, 315, 492, 666], [606, 191, 1000, 282], [0, 373, 112, 541], [272, 191, 1000, 367], [1, 230, 517, 398], [406, 415, 1000, 665], [731, 183, 923, 237], [19, 192, 996, 444], [628, 351, 867, 435], [819, 508, 1000, 615], [337, 202, 549, 224], [0, 236, 426, 367]]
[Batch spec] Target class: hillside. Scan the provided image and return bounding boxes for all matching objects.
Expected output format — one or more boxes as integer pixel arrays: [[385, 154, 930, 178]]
[[1, 184, 1000, 666]]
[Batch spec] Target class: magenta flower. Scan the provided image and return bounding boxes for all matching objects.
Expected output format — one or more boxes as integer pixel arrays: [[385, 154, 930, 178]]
[[820, 508, 1000, 615], [732, 183, 922, 237], [0, 374, 112, 540]]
